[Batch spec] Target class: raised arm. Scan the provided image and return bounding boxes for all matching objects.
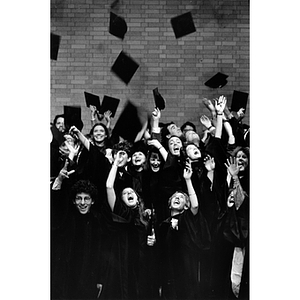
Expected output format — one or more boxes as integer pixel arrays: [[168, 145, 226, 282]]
[[69, 126, 91, 150], [147, 138, 168, 161], [106, 150, 125, 211], [224, 156, 246, 210], [103, 110, 112, 130], [183, 160, 199, 215], [214, 95, 227, 139]]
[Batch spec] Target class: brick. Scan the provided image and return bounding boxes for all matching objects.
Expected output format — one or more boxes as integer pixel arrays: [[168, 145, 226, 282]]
[[51, 0, 249, 127]]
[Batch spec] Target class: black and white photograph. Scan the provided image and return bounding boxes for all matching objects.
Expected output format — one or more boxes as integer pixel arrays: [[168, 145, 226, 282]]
[[2, 1, 299, 300]]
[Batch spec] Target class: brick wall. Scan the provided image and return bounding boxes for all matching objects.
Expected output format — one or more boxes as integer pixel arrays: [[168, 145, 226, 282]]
[[51, 0, 249, 135]]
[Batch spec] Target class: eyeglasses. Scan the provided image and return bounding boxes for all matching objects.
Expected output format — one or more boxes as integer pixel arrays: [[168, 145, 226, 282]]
[[75, 196, 92, 203]]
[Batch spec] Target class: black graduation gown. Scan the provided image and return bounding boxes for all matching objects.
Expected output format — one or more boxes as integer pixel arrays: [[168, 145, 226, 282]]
[[156, 153, 187, 223], [81, 143, 111, 212], [52, 208, 109, 299], [158, 209, 210, 300], [198, 137, 233, 299], [100, 199, 149, 300]]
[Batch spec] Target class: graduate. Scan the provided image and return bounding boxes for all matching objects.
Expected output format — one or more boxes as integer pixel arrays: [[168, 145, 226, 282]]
[[158, 160, 210, 300]]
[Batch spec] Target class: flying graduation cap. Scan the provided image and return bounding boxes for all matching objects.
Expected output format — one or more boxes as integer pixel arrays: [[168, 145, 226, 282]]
[[109, 12, 128, 40], [153, 87, 166, 110], [171, 12, 196, 39], [51, 33, 61, 60], [111, 100, 148, 143], [100, 95, 120, 118], [111, 51, 139, 85], [64, 105, 83, 131], [204, 72, 228, 88], [84, 91, 120, 118], [230, 90, 249, 112], [84, 91, 102, 112]]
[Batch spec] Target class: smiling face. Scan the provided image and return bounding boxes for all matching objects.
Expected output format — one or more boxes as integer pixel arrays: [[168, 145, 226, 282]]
[[55, 117, 65, 133], [131, 151, 146, 167], [169, 192, 188, 212], [167, 123, 183, 137], [92, 124, 107, 144], [149, 152, 161, 172], [121, 188, 139, 208], [113, 150, 130, 167], [168, 136, 183, 156], [186, 144, 201, 161], [236, 150, 249, 172], [74, 192, 94, 214]]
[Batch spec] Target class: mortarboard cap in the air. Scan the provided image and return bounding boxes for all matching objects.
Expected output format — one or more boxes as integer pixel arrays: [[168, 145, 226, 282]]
[[109, 12, 127, 40], [204, 72, 228, 88], [230, 90, 249, 112], [111, 101, 148, 143], [171, 12, 196, 39], [64, 105, 83, 131], [153, 87, 166, 110], [111, 51, 139, 85], [84, 91, 101, 112], [51, 33, 61, 60], [100, 95, 120, 118]]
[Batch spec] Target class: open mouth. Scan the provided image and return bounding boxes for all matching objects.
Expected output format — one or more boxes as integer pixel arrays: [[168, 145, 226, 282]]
[[173, 199, 181, 205], [127, 195, 134, 202], [173, 146, 180, 153]]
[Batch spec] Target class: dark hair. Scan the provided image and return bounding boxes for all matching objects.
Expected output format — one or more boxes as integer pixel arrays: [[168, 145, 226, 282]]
[[233, 146, 250, 165], [144, 146, 164, 171], [120, 188, 149, 227], [90, 123, 110, 140], [112, 140, 133, 156], [70, 180, 98, 201], [181, 121, 196, 133], [53, 114, 64, 126]]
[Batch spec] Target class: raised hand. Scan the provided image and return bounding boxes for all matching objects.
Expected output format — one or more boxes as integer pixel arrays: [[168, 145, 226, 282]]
[[183, 159, 192, 180], [104, 110, 112, 122], [224, 156, 240, 178], [69, 125, 80, 137], [200, 115, 212, 129], [152, 107, 161, 121], [203, 154, 215, 171], [114, 150, 128, 167], [202, 98, 216, 117], [214, 95, 227, 114], [237, 108, 245, 120], [147, 138, 162, 149], [64, 140, 80, 157]]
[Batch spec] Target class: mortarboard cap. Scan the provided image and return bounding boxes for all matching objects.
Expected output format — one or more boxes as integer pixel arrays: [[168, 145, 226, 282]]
[[100, 95, 120, 118], [171, 12, 196, 39], [204, 72, 228, 88], [130, 140, 148, 157], [110, 0, 120, 9], [84, 91, 101, 112], [111, 101, 148, 143], [111, 51, 139, 85], [153, 87, 166, 110], [51, 33, 61, 60], [109, 12, 127, 40], [230, 90, 249, 112], [64, 105, 83, 131]]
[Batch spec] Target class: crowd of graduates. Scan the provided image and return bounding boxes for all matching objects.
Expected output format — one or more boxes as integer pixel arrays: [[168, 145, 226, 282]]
[[50, 95, 250, 300]]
